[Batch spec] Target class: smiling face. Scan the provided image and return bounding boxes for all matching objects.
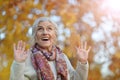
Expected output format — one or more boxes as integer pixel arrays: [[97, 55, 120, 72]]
[[35, 21, 56, 50]]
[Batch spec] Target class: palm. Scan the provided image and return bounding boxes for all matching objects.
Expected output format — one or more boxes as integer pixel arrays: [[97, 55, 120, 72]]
[[76, 41, 91, 63], [13, 40, 28, 62]]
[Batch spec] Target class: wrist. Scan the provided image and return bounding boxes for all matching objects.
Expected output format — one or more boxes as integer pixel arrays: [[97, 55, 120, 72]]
[[79, 61, 87, 64], [14, 59, 25, 63], [78, 59, 87, 64]]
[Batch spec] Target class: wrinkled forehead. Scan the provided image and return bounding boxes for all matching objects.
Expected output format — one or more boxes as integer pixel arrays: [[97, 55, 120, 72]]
[[32, 17, 57, 34], [37, 21, 56, 28]]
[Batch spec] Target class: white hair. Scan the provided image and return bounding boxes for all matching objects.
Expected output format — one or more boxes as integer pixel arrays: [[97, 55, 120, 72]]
[[30, 17, 58, 46], [32, 17, 57, 35]]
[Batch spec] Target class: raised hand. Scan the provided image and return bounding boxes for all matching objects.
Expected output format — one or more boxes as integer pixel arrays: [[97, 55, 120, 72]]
[[76, 41, 91, 64], [13, 40, 28, 63]]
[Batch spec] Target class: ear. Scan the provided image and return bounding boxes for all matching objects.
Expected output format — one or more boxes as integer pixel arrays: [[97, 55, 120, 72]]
[[34, 33, 38, 43]]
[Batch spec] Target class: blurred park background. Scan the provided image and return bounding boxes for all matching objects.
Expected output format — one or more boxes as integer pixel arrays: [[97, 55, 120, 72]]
[[0, 0, 120, 80]]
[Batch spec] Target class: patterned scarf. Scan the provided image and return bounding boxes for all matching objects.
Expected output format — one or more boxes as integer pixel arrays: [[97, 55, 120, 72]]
[[31, 43, 68, 80]]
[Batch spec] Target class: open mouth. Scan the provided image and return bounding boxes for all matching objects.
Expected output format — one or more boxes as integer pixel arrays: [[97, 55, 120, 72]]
[[41, 38, 49, 41]]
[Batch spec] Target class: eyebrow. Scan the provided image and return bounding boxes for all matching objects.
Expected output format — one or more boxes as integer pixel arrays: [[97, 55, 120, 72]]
[[37, 25, 54, 28], [37, 26, 43, 28]]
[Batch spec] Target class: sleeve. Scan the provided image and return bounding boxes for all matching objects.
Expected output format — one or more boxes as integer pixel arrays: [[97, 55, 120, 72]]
[[63, 54, 89, 80], [10, 60, 29, 80], [10, 51, 43, 80]]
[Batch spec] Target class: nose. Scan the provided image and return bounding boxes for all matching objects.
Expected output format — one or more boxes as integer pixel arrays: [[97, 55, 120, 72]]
[[43, 29, 48, 34]]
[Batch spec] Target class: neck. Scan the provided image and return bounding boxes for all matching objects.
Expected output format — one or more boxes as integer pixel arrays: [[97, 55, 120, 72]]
[[36, 44, 53, 53]]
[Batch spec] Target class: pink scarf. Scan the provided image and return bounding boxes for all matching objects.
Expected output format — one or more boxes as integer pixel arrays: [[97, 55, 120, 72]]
[[31, 44, 68, 80]]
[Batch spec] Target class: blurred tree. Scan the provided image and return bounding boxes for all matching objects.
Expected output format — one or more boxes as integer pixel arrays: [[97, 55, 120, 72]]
[[0, 0, 120, 80]]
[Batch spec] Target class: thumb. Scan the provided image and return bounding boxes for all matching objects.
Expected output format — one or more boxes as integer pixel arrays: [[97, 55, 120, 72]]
[[24, 49, 29, 56]]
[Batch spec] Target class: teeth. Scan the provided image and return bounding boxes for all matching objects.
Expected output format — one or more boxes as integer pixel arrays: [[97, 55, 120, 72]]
[[41, 38, 49, 41], [42, 38, 49, 39]]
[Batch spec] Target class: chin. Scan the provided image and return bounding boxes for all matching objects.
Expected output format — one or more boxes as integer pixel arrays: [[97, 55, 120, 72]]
[[37, 41, 53, 49], [40, 44, 52, 48]]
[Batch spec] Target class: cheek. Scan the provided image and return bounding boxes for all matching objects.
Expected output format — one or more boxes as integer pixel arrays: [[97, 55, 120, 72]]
[[51, 32, 56, 39], [53, 35, 56, 40], [36, 31, 42, 37], [51, 34, 57, 42], [35, 32, 41, 41], [34, 35, 38, 42]]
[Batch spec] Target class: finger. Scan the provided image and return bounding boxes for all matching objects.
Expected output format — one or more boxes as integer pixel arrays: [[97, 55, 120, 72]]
[[19, 40, 23, 50], [84, 41, 87, 50], [87, 46, 91, 53], [21, 41, 24, 50], [17, 41, 20, 50], [75, 46, 79, 53], [75, 46, 82, 56], [22, 42, 26, 51], [80, 40, 83, 49]]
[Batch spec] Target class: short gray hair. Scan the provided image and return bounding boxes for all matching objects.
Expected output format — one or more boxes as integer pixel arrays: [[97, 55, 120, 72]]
[[30, 17, 58, 46], [32, 17, 57, 35]]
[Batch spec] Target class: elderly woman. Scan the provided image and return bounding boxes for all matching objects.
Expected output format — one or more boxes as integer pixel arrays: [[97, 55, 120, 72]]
[[10, 17, 91, 80]]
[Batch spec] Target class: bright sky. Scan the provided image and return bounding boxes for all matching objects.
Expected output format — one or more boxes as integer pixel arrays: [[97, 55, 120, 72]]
[[107, 0, 120, 10], [102, 0, 120, 12]]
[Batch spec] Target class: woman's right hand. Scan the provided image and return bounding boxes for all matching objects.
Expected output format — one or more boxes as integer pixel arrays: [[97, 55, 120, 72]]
[[13, 40, 28, 63]]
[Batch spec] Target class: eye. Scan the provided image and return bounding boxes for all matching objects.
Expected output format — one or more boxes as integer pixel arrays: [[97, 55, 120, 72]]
[[38, 27, 43, 31], [48, 27, 53, 30]]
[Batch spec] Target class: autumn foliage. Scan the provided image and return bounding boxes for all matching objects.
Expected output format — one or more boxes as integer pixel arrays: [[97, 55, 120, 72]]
[[0, 0, 120, 80]]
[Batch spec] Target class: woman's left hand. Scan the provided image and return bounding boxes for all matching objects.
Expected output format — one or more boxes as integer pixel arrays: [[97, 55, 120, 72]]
[[76, 41, 91, 64]]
